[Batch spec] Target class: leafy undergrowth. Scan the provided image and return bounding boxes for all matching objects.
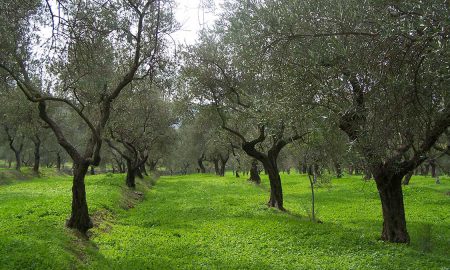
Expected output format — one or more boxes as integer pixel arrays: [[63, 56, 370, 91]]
[[0, 172, 449, 269], [0, 172, 153, 270], [87, 173, 449, 270]]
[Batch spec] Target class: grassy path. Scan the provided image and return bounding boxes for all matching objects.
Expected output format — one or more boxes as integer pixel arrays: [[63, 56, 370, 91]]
[[87, 174, 450, 269], [0, 172, 449, 269]]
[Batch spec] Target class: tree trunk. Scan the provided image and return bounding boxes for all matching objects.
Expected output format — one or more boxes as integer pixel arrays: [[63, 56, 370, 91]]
[[56, 152, 61, 171], [364, 168, 372, 180], [429, 160, 436, 178], [348, 164, 354, 175], [249, 159, 261, 184], [301, 163, 307, 174], [148, 160, 158, 172], [334, 162, 342, 178], [374, 173, 410, 243], [140, 164, 148, 176], [126, 160, 136, 188], [423, 164, 430, 175], [198, 157, 206, 173], [136, 167, 144, 179], [14, 151, 21, 171], [219, 158, 227, 177], [213, 159, 220, 175], [33, 137, 41, 173], [265, 161, 284, 210], [313, 164, 320, 177], [402, 171, 413, 185], [66, 162, 93, 233]]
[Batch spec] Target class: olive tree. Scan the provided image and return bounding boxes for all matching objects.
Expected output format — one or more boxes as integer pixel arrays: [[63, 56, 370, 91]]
[[0, 0, 175, 233]]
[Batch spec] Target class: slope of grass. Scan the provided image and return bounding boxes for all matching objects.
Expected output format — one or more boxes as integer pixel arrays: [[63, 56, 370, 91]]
[[87, 173, 449, 270], [0, 172, 151, 269], [0, 172, 449, 269]]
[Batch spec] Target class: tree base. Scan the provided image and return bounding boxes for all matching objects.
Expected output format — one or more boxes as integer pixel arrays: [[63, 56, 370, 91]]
[[66, 216, 93, 234]]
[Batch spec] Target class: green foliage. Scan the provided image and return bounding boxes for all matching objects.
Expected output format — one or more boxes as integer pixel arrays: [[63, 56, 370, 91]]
[[1, 172, 448, 269]]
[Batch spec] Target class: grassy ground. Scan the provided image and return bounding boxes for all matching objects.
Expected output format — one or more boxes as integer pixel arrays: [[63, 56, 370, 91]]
[[0, 171, 449, 269]]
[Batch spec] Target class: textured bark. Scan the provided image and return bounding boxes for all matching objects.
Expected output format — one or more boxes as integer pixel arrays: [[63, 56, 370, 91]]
[[66, 162, 93, 233], [218, 153, 229, 177], [249, 159, 261, 184], [56, 152, 62, 171], [375, 173, 410, 243], [213, 158, 220, 175], [32, 136, 41, 173], [402, 171, 413, 185], [126, 160, 137, 188], [265, 161, 284, 210], [14, 151, 21, 171]]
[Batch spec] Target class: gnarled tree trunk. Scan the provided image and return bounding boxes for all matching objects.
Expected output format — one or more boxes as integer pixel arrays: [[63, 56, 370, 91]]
[[264, 159, 284, 210], [374, 172, 409, 243], [66, 161, 93, 233]]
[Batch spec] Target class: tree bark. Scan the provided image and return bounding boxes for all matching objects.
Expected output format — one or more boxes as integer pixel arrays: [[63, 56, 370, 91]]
[[213, 158, 220, 175], [140, 164, 148, 176], [402, 171, 413, 185], [66, 162, 93, 233], [375, 173, 410, 243], [4, 126, 23, 171], [249, 159, 261, 184], [219, 153, 229, 177], [14, 151, 21, 171], [136, 167, 144, 179], [198, 156, 206, 173], [32, 136, 41, 173], [56, 152, 61, 171], [126, 160, 137, 188], [334, 162, 342, 178], [429, 159, 436, 178], [265, 161, 284, 210], [147, 160, 158, 172]]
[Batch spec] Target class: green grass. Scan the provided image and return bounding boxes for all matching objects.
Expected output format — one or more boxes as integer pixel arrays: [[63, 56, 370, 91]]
[[0, 172, 449, 269]]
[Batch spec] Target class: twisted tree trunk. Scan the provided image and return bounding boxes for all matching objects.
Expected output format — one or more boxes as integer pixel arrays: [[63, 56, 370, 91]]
[[66, 161, 93, 233]]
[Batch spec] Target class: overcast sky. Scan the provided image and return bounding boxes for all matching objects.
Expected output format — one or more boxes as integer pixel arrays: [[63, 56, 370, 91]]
[[172, 0, 223, 45]]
